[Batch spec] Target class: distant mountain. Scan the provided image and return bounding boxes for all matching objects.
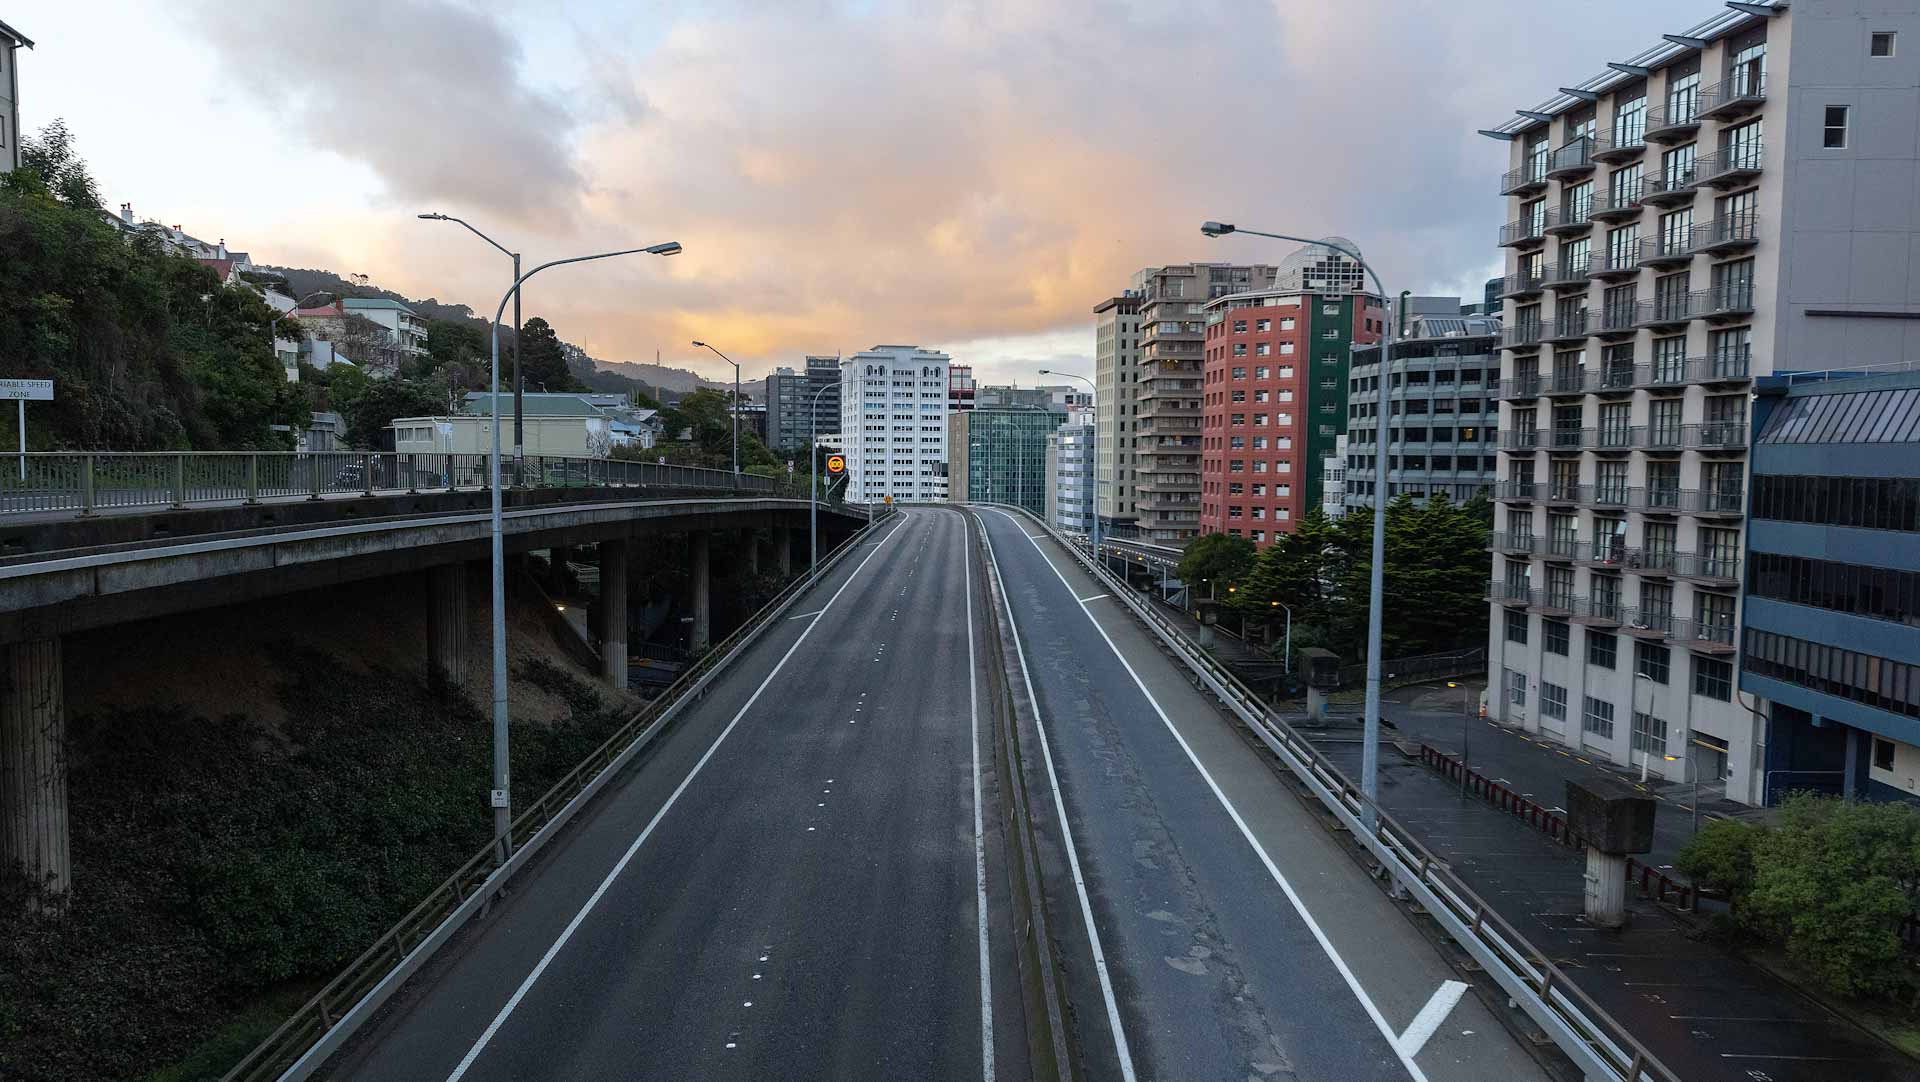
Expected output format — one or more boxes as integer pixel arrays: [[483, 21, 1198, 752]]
[[594, 359, 765, 400]]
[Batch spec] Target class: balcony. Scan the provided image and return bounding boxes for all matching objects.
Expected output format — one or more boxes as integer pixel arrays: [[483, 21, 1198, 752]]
[[1545, 369, 1588, 397], [1590, 130, 1645, 164], [1502, 322, 1546, 350], [1579, 595, 1624, 624], [1637, 234, 1694, 270], [1645, 361, 1691, 390], [1546, 480, 1583, 505], [1496, 480, 1543, 502], [1502, 266, 1548, 298], [1642, 170, 1698, 207], [1584, 539, 1630, 567], [1546, 428, 1585, 454], [1542, 259, 1593, 291], [1542, 530, 1582, 559], [1629, 484, 1683, 513], [1669, 617, 1737, 653], [1501, 428, 1542, 451], [1582, 482, 1632, 509], [1591, 303, 1638, 338], [1588, 248, 1641, 281], [1589, 181, 1647, 222], [1685, 421, 1749, 452], [1632, 293, 1693, 330], [1589, 425, 1635, 453], [1643, 99, 1700, 144], [1486, 580, 1532, 605], [1625, 547, 1678, 576], [1492, 531, 1539, 555], [1587, 363, 1638, 395], [1639, 425, 1686, 455], [1545, 138, 1595, 181], [1697, 72, 1766, 121], [1546, 310, 1591, 343], [1682, 486, 1746, 516], [1499, 376, 1542, 400], [1544, 203, 1593, 236], [1693, 143, 1764, 188], [1531, 588, 1578, 614], [1500, 162, 1550, 197], [1621, 606, 1676, 637], [1674, 553, 1742, 585], [1689, 212, 1759, 255], [1500, 218, 1547, 248], [1689, 283, 1755, 322]]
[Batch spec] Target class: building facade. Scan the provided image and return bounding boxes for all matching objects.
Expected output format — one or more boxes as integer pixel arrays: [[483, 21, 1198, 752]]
[[1743, 370, 1920, 805], [948, 408, 1067, 519], [1092, 293, 1142, 533], [1345, 306, 1501, 512], [1132, 263, 1281, 543], [1197, 243, 1382, 545], [1051, 417, 1096, 534], [766, 355, 843, 452], [1483, 0, 1920, 805], [0, 20, 29, 175], [342, 298, 429, 361], [1321, 434, 1348, 520], [949, 364, 976, 412], [979, 385, 1092, 410], [841, 345, 950, 504]]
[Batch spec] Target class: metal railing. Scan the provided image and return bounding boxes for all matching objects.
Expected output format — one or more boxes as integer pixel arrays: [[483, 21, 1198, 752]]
[[1589, 180, 1646, 220], [1486, 579, 1532, 603], [1673, 552, 1742, 581], [1589, 131, 1645, 163], [1689, 212, 1759, 253], [1546, 137, 1595, 179], [1501, 161, 1549, 196], [1643, 98, 1700, 141], [1590, 247, 1641, 278], [1670, 616, 1736, 648], [1491, 531, 1539, 554], [1689, 283, 1755, 320], [0, 451, 774, 518], [1499, 217, 1546, 247], [1495, 480, 1543, 502], [1693, 143, 1764, 186], [1011, 505, 1679, 1082], [1542, 258, 1591, 290], [1502, 322, 1545, 348], [1632, 293, 1693, 328], [221, 504, 896, 1082], [1621, 606, 1676, 636], [1503, 266, 1548, 296], [1698, 72, 1766, 118]]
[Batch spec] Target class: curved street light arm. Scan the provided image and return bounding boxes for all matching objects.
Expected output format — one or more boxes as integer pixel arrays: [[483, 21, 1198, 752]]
[[420, 212, 516, 260]]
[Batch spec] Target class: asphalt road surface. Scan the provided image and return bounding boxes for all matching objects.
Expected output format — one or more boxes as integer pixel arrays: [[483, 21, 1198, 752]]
[[330, 508, 1022, 1082]]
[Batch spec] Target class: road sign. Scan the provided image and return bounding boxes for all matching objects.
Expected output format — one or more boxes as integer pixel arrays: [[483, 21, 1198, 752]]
[[0, 380, 53, 401], [826, 454, 846, 475], [884, 495, 893, 505]]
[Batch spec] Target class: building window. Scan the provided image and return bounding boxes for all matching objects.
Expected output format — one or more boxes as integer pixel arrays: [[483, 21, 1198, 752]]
[[1874, 738, 1896, 770], [1544, 618, 1570, 656], [1872, 31, 1896, 57], [1583, 696, 1615, 739], [1693, 656, 1732, 701], [1505, 609, 1529, 645], [1542, 682, 1568, 721], [1631, 711, 1669, 757], [1635, 641, 1670, 684], [1587, 630, 1617, 669], [1824, 105, 1850, 149]]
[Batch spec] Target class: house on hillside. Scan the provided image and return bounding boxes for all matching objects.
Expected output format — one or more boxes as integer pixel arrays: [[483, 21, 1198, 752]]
[[342, 298, 428, 363]]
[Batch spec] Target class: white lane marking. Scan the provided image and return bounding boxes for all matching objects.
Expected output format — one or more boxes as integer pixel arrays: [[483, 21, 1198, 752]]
[[984, 508, 1428, 1082], [1396, 980, 1468, 1058], [1076, 593, 1110, 604], [961, 510, 995, 1082], [786, 609, 827, 620], [975, 512, 1139, 1082], [442, 511, 911, 1082]]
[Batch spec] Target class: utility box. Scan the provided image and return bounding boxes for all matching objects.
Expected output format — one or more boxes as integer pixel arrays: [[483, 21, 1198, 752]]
[[1567, 777, 1655, 929], [1301, 648, 1340, 724]]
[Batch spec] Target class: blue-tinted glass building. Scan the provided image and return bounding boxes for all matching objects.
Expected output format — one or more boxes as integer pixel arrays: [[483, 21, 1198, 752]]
[[1743, 369, 1920, 804]]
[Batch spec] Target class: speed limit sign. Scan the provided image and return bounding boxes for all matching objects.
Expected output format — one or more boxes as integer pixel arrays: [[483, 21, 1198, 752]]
[[826, 454, 846, 474]]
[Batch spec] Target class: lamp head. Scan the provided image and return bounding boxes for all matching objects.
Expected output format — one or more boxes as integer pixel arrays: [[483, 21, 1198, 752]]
[[691, 340, 708, 348], [647, 241, 683, 257], [417, 212, 449, 220], [1200, 221, 1236, 237]]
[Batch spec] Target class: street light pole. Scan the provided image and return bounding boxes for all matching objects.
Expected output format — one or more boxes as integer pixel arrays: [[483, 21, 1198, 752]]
[[480, 239, 681, 865], [691, 341, 741, 486], [1039, 369, 1099, 555], [1448, 680, 1472, 797], [1271, 601, 1293, 673], [807, 376, 848, 574], [1203, 220, 1393, 828], [417, 213, 524, 477]]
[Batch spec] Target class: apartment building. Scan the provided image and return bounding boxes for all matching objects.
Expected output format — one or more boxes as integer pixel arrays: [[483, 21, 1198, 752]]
[[1092, 293, 1142, 533], [841, 345, 950, 504], [949, 408, 1066, 519], [1197, 244, 1382, 544], [978, 385, 1091, 410], [766, 355, 841, 450], [1131, 263, 1280, 543], [1051, 417, 1096, 533], [949, 363, 976, 412], [0, 19, 28, 174], [1483, 0, 1920, 805], [1743, 369, 1920, 805], [1345, 304, 1501, 512], [1321, 434, 1349, 520]]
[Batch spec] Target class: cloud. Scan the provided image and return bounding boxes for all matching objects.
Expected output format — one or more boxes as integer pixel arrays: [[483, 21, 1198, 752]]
[[190, 0, 583, 221]]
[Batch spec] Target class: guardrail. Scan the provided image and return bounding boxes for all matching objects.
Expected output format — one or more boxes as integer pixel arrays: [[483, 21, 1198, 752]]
[[223, 503, 893, 1082], [991, 503, 1679, 1082], [0, 451, 780, 517], [1420, 745, 1696, 911]]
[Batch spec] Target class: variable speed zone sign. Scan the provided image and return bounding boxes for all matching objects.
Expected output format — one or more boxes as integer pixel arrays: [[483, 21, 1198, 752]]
[[825, 454, 846, 474]]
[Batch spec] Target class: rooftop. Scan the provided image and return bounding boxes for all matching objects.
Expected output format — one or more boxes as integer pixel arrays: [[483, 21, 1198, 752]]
[[0, 18, 33, 48]]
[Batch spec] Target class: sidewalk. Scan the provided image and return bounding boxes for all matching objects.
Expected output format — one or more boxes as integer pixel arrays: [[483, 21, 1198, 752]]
[[1300, 692, 1915, 1082]]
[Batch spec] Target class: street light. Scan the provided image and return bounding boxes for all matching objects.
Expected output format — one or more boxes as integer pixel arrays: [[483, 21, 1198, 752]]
[[807, 376, 850, 573], [1448, 680, 1473, 797], [1038, 369, 1098, 556], [690, 341, 741, 485], [479, 238, 681, 866], [1272, 600, 1293, 674], [1664, 752, 1702, 836], [418, 213, 524, 477], [1204, 219, 1394, 829]]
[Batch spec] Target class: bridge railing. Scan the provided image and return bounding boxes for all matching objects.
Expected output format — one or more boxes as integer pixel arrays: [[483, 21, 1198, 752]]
[[992, 503, 1680, 1082], [221, 502, 890, 1082], [0, 451, 780, 516]]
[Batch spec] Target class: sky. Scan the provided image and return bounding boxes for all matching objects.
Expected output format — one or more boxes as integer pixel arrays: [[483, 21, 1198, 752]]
[[17, 0, 1689, 387]]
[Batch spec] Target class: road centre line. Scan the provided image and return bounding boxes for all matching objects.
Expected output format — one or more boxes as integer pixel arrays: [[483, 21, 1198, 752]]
[[442, 511, 910, 1082], [984, 507, 1430, 1082], [962, 511, 995, 1082]]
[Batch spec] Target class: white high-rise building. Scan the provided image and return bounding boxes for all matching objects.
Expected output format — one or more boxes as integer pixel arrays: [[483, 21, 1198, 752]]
[[842, 345, 951, 504], [1051, 415, 1096, 534]]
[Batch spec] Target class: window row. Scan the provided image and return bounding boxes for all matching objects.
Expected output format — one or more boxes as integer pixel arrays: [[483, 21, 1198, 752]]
[[1748, 552, 1920, 628], [1745, 628, 1920, 720], [1751, 474, 1920, 533]]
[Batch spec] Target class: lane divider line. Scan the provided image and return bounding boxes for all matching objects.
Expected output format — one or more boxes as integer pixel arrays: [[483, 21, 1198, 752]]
[[983, 507, 1431, 1082], [442, 511, 913, 1082], [974, 512, 1140, 1082], [961, 509, 995, 1082], [1396, 980, 1468, 1058]]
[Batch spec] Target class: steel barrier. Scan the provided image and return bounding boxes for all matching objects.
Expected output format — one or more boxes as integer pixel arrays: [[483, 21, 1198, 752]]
[[223, 503, 891, 1082], [984, 503, 1679, 1082], [0, 451, 781, 517]]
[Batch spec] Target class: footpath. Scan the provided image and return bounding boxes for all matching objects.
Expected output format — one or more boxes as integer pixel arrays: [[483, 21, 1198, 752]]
[[1300, 681, 1915, 1082]]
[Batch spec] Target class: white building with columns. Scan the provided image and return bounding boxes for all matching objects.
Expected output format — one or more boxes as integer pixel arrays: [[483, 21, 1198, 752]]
[[841, 345, 951, 504]]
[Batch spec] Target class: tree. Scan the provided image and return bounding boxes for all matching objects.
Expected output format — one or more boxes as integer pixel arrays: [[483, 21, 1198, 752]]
[[1177, 533, 1256, 596], [341, 380, 443, 449], [517, 317, 579, 392]]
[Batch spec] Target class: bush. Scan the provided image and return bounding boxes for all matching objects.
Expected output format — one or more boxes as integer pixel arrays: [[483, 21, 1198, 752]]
[[1676, 817, 1763, 900]]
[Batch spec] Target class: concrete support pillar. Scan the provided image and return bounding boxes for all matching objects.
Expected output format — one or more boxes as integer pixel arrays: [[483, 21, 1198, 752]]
[[550, 546, 574, 593], [747, 531, 761, 576], [428, 563, 467, 688], [689, 532, 711, 653], [1583, 848, 1628, 929], [598, 540, 629, 689], [775, 527, 793, 578], [1, 638, 68, 901]]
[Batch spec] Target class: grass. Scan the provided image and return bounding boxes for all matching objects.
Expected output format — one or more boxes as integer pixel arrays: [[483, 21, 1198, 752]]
[[143, 983, 318, 1082]]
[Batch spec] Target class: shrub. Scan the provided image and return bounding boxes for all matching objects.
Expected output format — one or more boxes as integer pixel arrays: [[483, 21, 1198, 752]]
[[1675, 817, 1763, 901]]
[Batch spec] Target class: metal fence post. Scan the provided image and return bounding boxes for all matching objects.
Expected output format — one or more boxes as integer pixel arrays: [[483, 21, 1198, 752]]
[[245, 454, 260, 505], [309, 453, 323, 501], [171, 453, 188, 509], [405, 454, 418, 495], [362, 453, 375, 496], [80, 455, 96, 517], [446, 453, 457, 493]]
